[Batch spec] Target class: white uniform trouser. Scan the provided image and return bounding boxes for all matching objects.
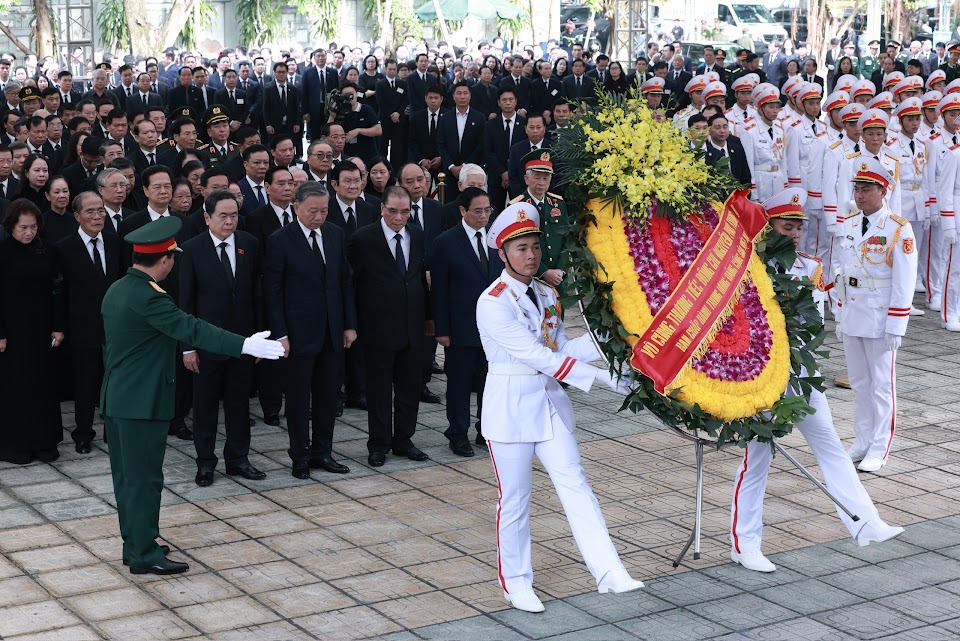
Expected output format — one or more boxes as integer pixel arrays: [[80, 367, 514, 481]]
[[730, 388, 880, 554], [800, 206, 831, 264], [942, 241, 960, 323], [844, 335, 898, 460], [921, 224, 947, 307], [488, 425, 624, 594]]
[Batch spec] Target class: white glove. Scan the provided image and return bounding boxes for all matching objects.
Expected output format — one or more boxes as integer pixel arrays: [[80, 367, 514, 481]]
[[944, 228, 958, 246], [921, 218, 931, 231], [242, 331, 285, 360], [595, 369, 632, 395], [885, 333, 902, 352], [836, 326, 844, 343], [831, 223, 846, 238]]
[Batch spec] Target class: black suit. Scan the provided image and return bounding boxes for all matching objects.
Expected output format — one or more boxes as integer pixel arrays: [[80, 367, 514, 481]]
[[695, 63, 727, 82], [376, 77, 409, 167], [561, 73, 597, 103], [215, 87, 251, 126], [498, 75, 532, 114], [508, 138, 551, 199], [705, 136, 752, 187], [408, 108, 447, 178], [167, 84, 202, 114], [665, 70, 693, 112], [55, 231, 122, 444], [484, 114, 527, 211], [262, 83, 301, 146], [238, 178, 269, 217], [61, 161, 102, 201], [436, 107, 486, 202], [127, 147, 160, 174], [194, 85, 218, 114], [410, 197, 443, 388], [125, 91, 163, 118], [301, 66, 339, 139], [237, 79, 262, 130], [58, 89, 83, 111], [347, 221, 430, 455], [407, 70, 438, 112], [529, 77, 563, 119], [179, 231, 262, 471], [762, 53, 788, 89], [470, 81, 499, 119], [431, 223, 504, 443], [265, 221, 357, 464]]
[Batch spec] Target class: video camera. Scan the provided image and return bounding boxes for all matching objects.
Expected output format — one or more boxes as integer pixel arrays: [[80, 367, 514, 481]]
[[327, 89, 353, 116]]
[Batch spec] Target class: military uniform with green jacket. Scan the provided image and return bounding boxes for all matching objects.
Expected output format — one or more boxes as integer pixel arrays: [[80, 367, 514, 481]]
[[509, 190, 569, 284]]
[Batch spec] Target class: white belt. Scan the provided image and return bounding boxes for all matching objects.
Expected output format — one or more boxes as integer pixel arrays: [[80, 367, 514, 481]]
[[488, 363, 539, 375], [799, 161, 810, 168], [909, 182, 922, 191], [839, 276, 893, 288], [756, 164, 780, 172]]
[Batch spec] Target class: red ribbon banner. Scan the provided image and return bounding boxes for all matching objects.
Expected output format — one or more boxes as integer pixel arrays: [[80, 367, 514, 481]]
[[630, 190, 769, 394]]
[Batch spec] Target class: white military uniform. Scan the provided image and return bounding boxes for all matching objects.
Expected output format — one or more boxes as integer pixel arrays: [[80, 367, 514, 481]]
[[725, 103, 757, 136], [886, 129, 931, 309], [785, 116, 828, 256], [834, 204, 917, 464], [673, 103, 701, 132], [922, 130, 955, 308], [477, 270, 630, 595], [940, 138, 960, 324], [741, 118, 786, 202], [732, 252, 883, 557]]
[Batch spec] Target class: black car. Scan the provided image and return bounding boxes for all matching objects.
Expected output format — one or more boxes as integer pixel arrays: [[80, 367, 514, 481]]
[[771, 7, 808, 43]]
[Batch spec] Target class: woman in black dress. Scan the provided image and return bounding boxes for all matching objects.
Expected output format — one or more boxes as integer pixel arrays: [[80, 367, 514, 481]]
[[603, 62, 630, 99], [15, 154, 50, 209], [0, 199, 65, 464], [358, 54, 384, 114], [41, 176, 77, 244]]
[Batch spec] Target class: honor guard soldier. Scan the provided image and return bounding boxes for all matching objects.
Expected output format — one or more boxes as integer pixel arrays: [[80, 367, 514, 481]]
[[730, 187, 904, 573], [823, 103, 866, 286], [868, 92, 898, 132], [476, 203, 643, 612], [919, 90, 943, 140], [832, 157, 917, 472], [881, 72, 904, 96], [887, 97, 931, 318], [927, 70, 948, 94], [785, 82, 829, 257], [823, 90, 850, 143], [856, 109, 902, 215], [778, 76, 804, 127], [835, 74, 858, 95], [851, 79, 876, 105], [860, 40, 882, 80], [948, 79, 960, 96], [508, 150, 568, 290], [922, 94, 960, 313], [937, 92, 960, 329], [725, 73, 759, 133], [641, 77, 667, 120], [198, 105, 238, 168], [741, 85, 786, 202], [673, 74, 707, 131], [892, 76, 923, 104], [101, 217, 284, 575]]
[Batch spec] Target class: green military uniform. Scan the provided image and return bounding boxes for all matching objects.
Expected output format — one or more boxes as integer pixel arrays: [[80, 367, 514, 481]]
[[101, 218, 246, 572], [510, 190, 568, 279], [941, 61, 960, 84], [859, 55, 879, 80], [199, 105, 239, 168]]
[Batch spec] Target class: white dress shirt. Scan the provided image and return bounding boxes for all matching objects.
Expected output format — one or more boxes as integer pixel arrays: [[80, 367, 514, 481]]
[[147, 206, 170, 221], [337, 195, 357, 224], [381, 218, 410, 268], [455, 107, 470, 141], [462, 218, 487, 262], [104, 205, 124, 232], [270, 201, 292, 226], [298, 219, 327, 262], [211, 231, 235, 274], [78, 228, 106, 273]]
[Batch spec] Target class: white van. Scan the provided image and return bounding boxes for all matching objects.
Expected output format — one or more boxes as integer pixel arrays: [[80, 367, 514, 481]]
[[656, 1, 788, 44]]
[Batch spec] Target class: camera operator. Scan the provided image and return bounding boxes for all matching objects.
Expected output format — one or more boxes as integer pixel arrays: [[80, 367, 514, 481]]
[[328, 82, 381, 165]]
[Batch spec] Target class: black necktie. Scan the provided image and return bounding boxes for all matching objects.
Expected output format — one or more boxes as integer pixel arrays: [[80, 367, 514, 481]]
[[430, 112, 436, 136], [142, 94, 147, 105], [854, 143, 860, 152], [411, 204, 421, 228], [113, 214, 122, 231], [346, 206, 355, 232], [281, 209, 290, 226], [255, 185, 265, 205], [152, 83, 157, 93], [768, 126, 774, 140], [861, 216, 869, 236], [229, 90, 234, 103], [319, 73, 325, 97], [91, 238, 103, 274], [954, 134, 958, 146], [310, 230, 326, 275], [219, 241, 234, 286], [811, 121, 817, 133], [280, 85, 286, 106], [126, 86, 132, 96], [909, 139, 916, 154], [0, 182, 4, 199], [525, 286, 539, 311], [475, 231, 488, 271], [147, 152, 155, 165], [394, 233, 406, 274]]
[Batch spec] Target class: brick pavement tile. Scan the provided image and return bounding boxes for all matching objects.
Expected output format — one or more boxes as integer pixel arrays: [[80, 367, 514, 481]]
[[894, 519, 960, 550], [294, 605, 402, 640], [0, 524, 71, 553], [10, 543, 99, 574], [329, 517, 422, 547], [197, 493, 279, 520], [566, 589, 673, 622], [530, 562, 598, 599], [878, 551, 960, 585], [367, 535, 461, 567], [141, 572, 243, 608], [488, 599, 602, 639], [359, 489, 448, 515], [165, 479, 250, 503], [539, 623, 645, 641], [156, 502, 218, 529], [615, 607, 733, 640], [175, 595, 279, 634], [644, 571, 742, 607], [79, 536, 124, 562], [184, 539, 282, 570], [821, 562, 929, 600], [0, 600, 82, 638], [811, 602, 924, 640], [0, 465, 65, 487], [205, 621, 317, 641], [258, 527, 353, 558], [220, 560, 320, 594], [32, 497, 114, 522], [4, 625, 104, 640], [225, 510, 314, 538], [693, 593, 799, 631], [432, 524, 496, 556], [445, 583, 517, 613], [0, 576, 53, 608], [405, 554, 492, 589], [253, 582, 356, 618], [876, 586, 960, 624], [373, 591, 481, 630], [295, 546, 392, 581], [65, 586, 162, 621], [767, 545, 868, 577], [332, 568, 433, 603], [326, 474, 414, 500], [93, 609, 198, 640], [755, 578, 863, 615], [886, 493, 960, 520], [411, 615, 529, 640], [56, 514, 119, 542], [74, 474, 116, 497], [824, 537, 926, 563], [775, 514, 860, 545], [875, 627, 960, 641], [35, 564, 130, 598], [741, 617, 857, 640], [702, 561, 807, 590], [293, 500, 381, 527], [162, 519, 248, 549]]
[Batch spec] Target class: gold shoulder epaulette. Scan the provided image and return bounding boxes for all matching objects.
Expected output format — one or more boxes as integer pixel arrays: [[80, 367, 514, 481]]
[[546, 192, 563, 200], [533, 277, 560, 298], [797, 251, 822, 262], [829, 139, 842, 149], [508, 194, 526, 204], [846, 151, 861, 159], [148, 281, 166, 294], [890, 214, 908, 226], [841, 210, 862, 220], [884, 151, 900, 162]]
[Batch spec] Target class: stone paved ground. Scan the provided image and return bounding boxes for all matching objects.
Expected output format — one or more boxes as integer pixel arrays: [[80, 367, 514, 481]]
[[1, 300, 960, 640]]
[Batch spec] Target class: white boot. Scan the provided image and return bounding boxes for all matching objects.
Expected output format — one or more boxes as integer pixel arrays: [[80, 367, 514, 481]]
[[504, 589, 544, 613], [856, 519, 905, 547], [731, 549, 776, 572], [597, 568, 645, 594]]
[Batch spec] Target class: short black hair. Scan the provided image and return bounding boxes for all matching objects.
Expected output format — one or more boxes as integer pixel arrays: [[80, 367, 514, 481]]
[[269, 134, 294, 151], [707, 113, 728, 127], [203, 188, 238, 214], [200, 168, 229, 187], [142, 164, 173, 187], [264, 165, 292, 184], [458, 186, 488, 210], [242, 143, 269, 161], [330, 160, 360, 183], [687, 114, 708, 127]]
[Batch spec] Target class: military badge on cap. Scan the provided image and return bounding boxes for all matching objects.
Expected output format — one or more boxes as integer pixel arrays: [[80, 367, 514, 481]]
[[522, 149, 554, 174], [763, 187, 807, 220], [204, 104, 229, 126], [852, 156, 891, 189], [487, 202, 542, 249], [175, 106, 198, 122], [18, 85, 40, 102], [641, 77, 665, 95]]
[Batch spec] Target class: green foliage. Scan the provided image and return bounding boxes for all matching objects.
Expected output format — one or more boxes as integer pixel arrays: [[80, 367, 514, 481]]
[[235, 0, 284, 47], [293, 0, 340, 41], [495, 0, 529, 44], [177, 0, 217, 50], [96, 0, 131, 51]]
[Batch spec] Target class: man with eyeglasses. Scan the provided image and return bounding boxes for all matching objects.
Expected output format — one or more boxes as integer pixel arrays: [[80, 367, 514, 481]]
[[55, 191, 123, 454], [96, 168, 135, 234], [304, 139, 335, 190], [431, 187, 504, 456]]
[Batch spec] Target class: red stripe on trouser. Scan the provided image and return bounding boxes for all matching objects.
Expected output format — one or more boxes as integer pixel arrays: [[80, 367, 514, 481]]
[[731, 445, 749, 554], [926, 232, 933, 304], [488, 442, 508, 593], [944, 244, 954, 323], [883, 351, 897, 459]]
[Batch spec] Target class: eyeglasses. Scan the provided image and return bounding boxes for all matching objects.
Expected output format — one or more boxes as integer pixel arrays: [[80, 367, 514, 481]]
[[313, 153, 334, 159], [467, 207, 493, 215]]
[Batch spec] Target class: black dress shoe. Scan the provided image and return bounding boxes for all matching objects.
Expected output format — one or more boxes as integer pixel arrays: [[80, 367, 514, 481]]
[[123, 545, 170, 566], [449, 441, 475, 457], [169, 426, 193, 440], [368, 452, 386, 467], [309, 456, 350, 474], [336, 400, 344, 417], [225, 463, 266, 480], [420, 388, 441, 404], [129, 557, 189, 575], [195, 470, 214, 487], [344, 398, 367, 411], [394, 446, 429, 461], [475, 435, 487, 448], [291, 464, 311, 479], [263, 414, 281, 427], [75, 441, 92, 454], [249, 417, 256, 427]]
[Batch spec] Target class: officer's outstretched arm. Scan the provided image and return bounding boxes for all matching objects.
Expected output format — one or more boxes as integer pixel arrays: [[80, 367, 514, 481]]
[[142, 291, 246, 359]]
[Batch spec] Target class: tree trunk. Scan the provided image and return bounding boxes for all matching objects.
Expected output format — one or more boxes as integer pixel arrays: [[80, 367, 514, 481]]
[[431, 0, 452, 43], [33, 0, 54, 58], [0, 21, 32, 55], [123, 0, 197, 53]]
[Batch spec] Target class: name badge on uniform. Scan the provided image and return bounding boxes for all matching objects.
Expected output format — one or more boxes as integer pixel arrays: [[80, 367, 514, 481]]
[[237, 98, 244, 104], [397, 87, 404, 94], [551, 89, 558, 95]]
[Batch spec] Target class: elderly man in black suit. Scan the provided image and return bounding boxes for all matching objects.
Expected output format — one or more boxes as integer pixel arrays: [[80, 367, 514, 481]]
[[507, 114, 551, 199], [561, 59, 598, 104], [125, 73, 163, 119], [431, 187, 505, 457], [266, 181, 357, 479], [436, 81, 486, 203], [179, 189, 266, 486], [703, 113, 751, 186], [347, 185, 432, 467], [56, 191, 122, 453]]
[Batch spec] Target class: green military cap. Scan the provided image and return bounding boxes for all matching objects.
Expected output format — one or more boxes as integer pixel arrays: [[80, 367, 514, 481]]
[[204, 104, 229, 126], [174, 106, 198, 123], [125, 216, 183, 254], [18, 85, 40, 102], [522, 149, 554, 174]]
